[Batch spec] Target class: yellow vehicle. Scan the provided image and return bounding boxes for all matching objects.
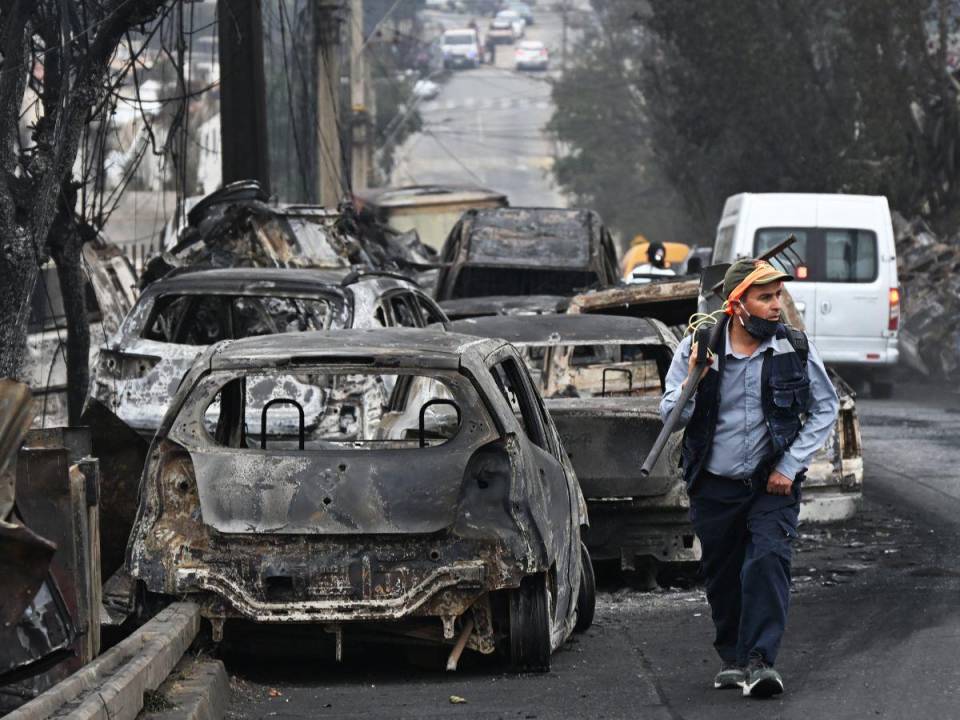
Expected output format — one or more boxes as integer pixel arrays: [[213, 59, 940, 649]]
[[621, 239, 690, 279]]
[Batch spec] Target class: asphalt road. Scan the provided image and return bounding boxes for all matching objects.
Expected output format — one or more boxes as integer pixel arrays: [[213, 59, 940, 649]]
[[223, 382, 960, 720], [390, 7, 567, 207]]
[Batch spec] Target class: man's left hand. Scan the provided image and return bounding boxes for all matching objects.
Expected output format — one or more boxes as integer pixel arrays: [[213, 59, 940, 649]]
[[766, 470, 793, 496]]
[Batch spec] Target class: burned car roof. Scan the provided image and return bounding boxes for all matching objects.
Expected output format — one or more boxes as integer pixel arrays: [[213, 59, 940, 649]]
[[456, 207, 604, 268], [447, 314, 675, 347], [438, 294, 569, 320], [143, 267, 353, 296], [209, 327, 494, 370]]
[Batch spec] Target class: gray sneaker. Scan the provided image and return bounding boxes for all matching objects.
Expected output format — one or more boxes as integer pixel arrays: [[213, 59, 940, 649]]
[[713, 661, 746, 689], [742, 657, 784, 698]]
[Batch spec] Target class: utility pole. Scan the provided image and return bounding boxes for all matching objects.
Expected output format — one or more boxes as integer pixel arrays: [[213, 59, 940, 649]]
[[315, 0, 345, 208], [349, 0, 372, 192], [217, 0, 270, 193], [561, 0, 569, 73]]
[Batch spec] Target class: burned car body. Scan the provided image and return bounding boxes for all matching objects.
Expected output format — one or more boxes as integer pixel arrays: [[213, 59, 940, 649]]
[[448, 315, 699, 574], [438, 295, 570, 322], [434, 208, 620, 301], [148, 180, 436, 284], [25, 241, 137, 427], [88, 268, 447, 440], [567, 278, 865, 521], [127, 328, 591, 670]]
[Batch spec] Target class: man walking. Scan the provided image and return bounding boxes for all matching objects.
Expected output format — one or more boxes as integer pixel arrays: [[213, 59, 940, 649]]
[[660, 258, 840, 698]]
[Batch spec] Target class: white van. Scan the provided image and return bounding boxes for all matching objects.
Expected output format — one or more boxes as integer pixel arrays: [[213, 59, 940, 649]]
[[713, 193, 900, 397]]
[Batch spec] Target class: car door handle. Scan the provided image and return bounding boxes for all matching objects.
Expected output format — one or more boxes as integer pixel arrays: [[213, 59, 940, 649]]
[[820, 301, 831, 314]]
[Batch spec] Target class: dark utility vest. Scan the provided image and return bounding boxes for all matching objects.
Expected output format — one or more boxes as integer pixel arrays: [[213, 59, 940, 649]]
[[681, 316, 811, 494]]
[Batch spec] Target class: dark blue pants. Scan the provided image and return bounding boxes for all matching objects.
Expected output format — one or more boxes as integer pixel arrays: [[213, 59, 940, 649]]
[[689, 471, 800, 666]]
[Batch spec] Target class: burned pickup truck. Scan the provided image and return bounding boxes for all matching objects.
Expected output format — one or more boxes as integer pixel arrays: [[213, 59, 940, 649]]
[[127, 328, 593, 671], [448, 314, 697, 584], [434, 207, 620, 301]]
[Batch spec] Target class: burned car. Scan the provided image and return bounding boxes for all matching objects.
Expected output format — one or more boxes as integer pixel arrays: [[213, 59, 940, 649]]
[[448, 314, 696, 585], [127, 328, 593, 671], [434, 207, 620, 301], [438, 294, 570, 322], [87, 267, 447, 440]]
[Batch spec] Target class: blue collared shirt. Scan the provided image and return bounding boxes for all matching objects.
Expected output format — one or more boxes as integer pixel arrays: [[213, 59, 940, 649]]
[[659, 324, 839, 481]]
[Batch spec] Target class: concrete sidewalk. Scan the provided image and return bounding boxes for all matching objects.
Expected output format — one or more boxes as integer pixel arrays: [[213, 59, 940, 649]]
[[6, 603, 201, 720]]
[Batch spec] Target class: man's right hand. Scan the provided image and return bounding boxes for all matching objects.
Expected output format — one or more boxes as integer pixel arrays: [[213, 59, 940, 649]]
[[686, 341, 714, 383]]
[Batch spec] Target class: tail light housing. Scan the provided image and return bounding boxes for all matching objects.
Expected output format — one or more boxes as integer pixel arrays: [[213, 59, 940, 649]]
[[888, 288, 900, 331]]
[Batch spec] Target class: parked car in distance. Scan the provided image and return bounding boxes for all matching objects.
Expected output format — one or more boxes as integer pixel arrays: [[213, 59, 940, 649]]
[[127, 328, 593, 671], [87, 268, 447, 440], [435, 207, 620, 300], [448, 314, 695, 588], [713, 193, 900, 397], [441, 28, 483, 69], [505, 1, 534, 24], [515, 40, 549, 70], [495, 9, 526, 37], [487, 15, 517, 44]]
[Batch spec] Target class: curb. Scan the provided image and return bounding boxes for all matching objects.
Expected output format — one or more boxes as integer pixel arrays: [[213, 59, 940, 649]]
[[6, 602, 200, 720], [141, 657, 229, 720]]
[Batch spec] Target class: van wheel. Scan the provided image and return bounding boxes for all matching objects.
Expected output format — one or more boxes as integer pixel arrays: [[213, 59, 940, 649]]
[[508, 573, 551, 672], [574, 542, 596, 633], [870, 382, 893, 399]]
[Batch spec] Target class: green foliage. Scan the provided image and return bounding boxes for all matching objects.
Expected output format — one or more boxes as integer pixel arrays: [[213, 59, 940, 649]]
[[551, 0, 960, 244]]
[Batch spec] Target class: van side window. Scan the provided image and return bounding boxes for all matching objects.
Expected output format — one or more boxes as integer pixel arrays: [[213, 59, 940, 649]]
[[754, 229, 810, 266], [824, 230, 877, 282], [714, 225, 735, 263]]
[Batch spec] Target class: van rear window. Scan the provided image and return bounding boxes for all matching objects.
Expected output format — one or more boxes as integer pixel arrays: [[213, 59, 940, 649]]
[[753, 228, 877, 283], [823, 230, 877, 282]]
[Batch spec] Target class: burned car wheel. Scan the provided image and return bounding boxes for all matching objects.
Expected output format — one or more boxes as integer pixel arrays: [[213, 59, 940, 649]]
[[574, 542, 595, 633], [508, 573, 551, 672]]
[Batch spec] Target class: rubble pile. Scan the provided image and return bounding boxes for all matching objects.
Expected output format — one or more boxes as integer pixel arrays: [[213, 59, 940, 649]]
[[891, 212, 960, 380]]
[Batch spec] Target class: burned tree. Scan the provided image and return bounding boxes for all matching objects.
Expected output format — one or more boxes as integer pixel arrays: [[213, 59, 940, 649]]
[[0, 0, 171, 384]]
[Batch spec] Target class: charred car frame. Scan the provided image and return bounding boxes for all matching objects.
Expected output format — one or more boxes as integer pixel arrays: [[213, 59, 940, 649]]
[[448, 314, 699, 579], [126, 328, 592, 670]]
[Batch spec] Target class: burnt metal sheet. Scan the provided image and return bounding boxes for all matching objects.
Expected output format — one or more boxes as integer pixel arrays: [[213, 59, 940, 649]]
[[438, 295, 569, 321], [82, 240, 138, 338], [82, 399, 148, 578], [0, 520, 57, 627], [567, 278, 701, 328], [448, 314, 667, 347], [0, 381, 32, 470], [0, 576, 74, 685]]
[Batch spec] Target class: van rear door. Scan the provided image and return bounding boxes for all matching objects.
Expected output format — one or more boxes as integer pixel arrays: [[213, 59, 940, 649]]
[[811, 196, 891, 363], [810, 229, 886, 363]]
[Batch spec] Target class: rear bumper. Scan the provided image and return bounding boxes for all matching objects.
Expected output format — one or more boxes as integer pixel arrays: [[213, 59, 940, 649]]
[[582, 504, 700, 565], [799, 488, 862, 523], [176, 560, 488, 623]]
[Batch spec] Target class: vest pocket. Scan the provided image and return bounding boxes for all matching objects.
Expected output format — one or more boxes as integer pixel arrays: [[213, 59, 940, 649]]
[[772, 380, 810, 413]]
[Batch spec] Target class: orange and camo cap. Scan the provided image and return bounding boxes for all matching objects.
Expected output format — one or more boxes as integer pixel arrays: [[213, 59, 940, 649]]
[[722, 259, 793, 315]]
